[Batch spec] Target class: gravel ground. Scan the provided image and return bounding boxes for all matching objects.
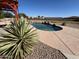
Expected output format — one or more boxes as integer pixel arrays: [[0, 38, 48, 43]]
[[26, 41, 67, 59]]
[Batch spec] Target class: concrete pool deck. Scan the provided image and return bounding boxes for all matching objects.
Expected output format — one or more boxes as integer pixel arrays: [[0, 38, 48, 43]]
[[37, 26, 79, 58]]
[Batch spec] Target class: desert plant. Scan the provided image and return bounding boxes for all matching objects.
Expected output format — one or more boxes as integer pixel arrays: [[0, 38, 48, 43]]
[[0, 18, 37, 59], [0, 11, 5, 19], [18, 13, 27, 18], [61, 22, 66, 26]]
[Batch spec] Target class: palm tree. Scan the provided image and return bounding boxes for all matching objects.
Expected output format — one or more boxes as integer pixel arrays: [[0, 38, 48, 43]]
[[0, 17, 37, 59]]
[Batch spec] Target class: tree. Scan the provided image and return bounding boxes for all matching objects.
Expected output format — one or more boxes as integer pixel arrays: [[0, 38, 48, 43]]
[[37, 16, 41, 19], [18, 13, 27, 18], [4, 12, 14, 18], [0, 11, 14, 18], [0, 11, 5, 19]]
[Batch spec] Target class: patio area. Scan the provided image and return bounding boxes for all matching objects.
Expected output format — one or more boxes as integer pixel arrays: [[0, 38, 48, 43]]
[[38, 26, 79, 59]]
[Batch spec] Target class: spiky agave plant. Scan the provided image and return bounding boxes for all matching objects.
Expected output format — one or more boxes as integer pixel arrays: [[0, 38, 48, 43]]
[[0, 18, 37, 59]]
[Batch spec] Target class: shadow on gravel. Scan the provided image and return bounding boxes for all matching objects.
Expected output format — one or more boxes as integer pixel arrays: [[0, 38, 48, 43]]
[[0, 25, 6, 28], [32, 23, 63, 31], [26, 41, 67, 59]]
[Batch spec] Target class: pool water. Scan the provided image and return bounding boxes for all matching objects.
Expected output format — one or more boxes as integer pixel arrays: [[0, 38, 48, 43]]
[[32, 23, 54, 31]]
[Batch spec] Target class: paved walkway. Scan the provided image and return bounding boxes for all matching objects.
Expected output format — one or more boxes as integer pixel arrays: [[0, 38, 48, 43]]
[[38, 26, 79, 57]]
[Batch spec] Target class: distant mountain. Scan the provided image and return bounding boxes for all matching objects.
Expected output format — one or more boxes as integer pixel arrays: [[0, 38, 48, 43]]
[[63, 16, 79, 21], [44, 17, 63, 20], [29, 16, 79, 21]]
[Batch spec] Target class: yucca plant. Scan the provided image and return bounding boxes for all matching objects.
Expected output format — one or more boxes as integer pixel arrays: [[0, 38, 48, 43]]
[[0, 17, 37, 59]]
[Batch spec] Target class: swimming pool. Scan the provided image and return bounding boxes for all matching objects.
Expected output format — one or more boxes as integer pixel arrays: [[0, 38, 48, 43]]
[[32, 23, 63, 31], [32, 23, 54, 31]]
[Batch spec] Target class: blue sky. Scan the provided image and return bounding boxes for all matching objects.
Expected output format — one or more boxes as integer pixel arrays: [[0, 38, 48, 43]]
[[18, 0, 79, 17]]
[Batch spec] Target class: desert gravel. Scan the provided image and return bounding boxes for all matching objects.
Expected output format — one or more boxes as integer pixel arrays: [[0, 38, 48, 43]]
[[26, 41, 67, 59]]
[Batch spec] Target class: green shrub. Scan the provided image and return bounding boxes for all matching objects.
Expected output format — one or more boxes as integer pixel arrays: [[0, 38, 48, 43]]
[[0, 18, 37, 59]]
